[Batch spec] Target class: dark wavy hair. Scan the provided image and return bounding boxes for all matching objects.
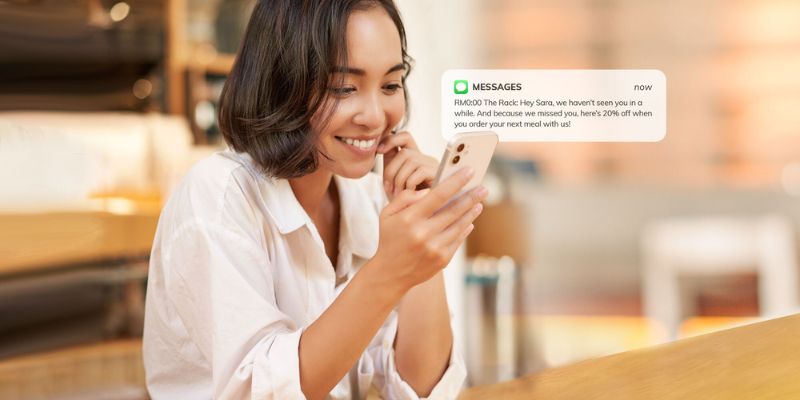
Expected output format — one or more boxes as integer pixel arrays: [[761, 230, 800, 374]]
[[218, 0, 412, 179]]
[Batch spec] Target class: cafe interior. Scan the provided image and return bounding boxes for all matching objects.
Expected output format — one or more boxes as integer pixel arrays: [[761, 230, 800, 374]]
[[2, 0, 800, 398]]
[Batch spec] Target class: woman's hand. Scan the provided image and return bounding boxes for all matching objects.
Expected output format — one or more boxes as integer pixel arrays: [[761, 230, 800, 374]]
[[378, 131, 438, 199], [370, 168, 488, 291]]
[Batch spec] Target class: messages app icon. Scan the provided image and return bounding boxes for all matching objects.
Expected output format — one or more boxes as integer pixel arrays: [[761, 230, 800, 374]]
[[454, 80, 469, 94]]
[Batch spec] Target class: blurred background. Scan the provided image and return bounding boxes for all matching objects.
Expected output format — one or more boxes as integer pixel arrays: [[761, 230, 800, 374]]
[[2, 0, 800, 398]]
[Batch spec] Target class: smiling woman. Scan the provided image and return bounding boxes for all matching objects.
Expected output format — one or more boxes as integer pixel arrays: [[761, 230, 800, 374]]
[[218, 0, 411, 179], [143, 1, 487, 399]]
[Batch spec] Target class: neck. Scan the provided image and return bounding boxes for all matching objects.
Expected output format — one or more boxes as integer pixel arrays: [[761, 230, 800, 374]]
[[289, 168, 335, 221]]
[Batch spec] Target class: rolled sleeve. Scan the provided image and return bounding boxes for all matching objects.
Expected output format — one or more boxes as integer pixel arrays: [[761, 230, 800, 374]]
[[370, 311, 467, 400], [252, 329, 305, 399]]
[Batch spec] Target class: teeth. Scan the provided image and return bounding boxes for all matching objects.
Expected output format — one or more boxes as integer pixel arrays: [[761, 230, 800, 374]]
[[338, 137, 376, 149]]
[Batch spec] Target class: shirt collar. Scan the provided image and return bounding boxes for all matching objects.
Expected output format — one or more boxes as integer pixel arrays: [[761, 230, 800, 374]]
[[224, 149, 307, 234], [271, 178, 308, 234], [225, 149, 379, 259]]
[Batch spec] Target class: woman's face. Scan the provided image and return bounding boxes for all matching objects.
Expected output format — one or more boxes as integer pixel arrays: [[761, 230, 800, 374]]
[[311, 6, 406, 179]]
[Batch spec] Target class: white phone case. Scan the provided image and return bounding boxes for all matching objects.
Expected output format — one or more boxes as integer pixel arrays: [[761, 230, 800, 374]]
[[433, 131, 499, 199]]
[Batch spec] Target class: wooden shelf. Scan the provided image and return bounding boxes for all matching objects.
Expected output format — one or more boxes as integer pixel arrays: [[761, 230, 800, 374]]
[[188, 52, 236, 75]]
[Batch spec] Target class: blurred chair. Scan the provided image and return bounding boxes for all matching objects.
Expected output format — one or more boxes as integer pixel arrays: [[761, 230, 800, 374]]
[[641, 214, 800, 340], [464, 174, 539, 383]]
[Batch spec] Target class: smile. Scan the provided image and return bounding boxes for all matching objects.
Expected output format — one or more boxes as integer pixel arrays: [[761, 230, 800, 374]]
[[335, 136, 378, 151]]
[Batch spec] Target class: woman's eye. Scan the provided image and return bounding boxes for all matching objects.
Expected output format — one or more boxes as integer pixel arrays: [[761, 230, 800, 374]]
[[383, 83, 403, 93], [329, 87, 355, 96]]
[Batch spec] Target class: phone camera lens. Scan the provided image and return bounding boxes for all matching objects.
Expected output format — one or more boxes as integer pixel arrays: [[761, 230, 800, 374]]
[[456, 143, 465, 152], [452, 155, 460, 164]]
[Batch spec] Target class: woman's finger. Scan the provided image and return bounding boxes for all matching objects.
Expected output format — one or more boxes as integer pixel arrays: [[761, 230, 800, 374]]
[[426, 221, 475, 267], [406, 167, 433, 191], [427, 185, 487, 232], [411, 167, 475, 218], [437, 203, 481, 245], [377, 131, 418, 153], [442, 223, 475, 257], [382, 143, 399, 174], [383, 150, 412, 193], [383, 188, 429, 215], [394, 160, 420, 196]]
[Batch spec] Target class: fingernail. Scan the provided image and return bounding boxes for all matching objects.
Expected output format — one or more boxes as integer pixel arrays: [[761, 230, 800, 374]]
[[462, 167, 475, 178], [473, 203, 483, 214], [416, 188, 430, 196], [477, 186, 489, 198]]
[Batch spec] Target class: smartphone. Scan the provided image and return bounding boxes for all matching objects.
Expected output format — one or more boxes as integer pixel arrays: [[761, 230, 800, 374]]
[[432, 131, 498, 199]]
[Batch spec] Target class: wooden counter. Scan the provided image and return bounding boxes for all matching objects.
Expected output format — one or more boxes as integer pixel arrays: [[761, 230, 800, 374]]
[[460, 313, 800, 399], [0, 195, 160, 277]]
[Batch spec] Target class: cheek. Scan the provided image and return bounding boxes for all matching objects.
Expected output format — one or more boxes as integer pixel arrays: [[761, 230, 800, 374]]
[[312, 102, 350, 141], [386, 95, 406, 127], [313, 94, 406, 137]]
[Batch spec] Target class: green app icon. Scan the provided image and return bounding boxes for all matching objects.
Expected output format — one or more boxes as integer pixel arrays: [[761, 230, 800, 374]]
[[454, 80, 469, 95]]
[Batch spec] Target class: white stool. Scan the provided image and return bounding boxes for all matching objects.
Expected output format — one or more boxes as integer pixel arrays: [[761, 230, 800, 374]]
[[641, 214, 800, 340]]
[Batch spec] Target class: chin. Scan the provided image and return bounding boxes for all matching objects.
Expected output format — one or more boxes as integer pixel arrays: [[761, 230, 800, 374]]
[[333, 159, 377, 179]]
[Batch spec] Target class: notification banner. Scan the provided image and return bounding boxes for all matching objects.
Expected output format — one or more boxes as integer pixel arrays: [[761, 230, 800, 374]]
[[442, 69, 666, 142]]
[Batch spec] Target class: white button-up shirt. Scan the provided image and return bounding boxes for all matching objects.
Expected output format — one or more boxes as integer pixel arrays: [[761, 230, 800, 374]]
[[143, 149, 466, 399]]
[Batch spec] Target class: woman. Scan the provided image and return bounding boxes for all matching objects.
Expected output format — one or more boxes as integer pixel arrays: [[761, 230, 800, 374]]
[[143, 1, 487, 399]]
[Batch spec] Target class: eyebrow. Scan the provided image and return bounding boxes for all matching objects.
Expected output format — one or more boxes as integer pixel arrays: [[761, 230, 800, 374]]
[[333, 63, 405, 76]]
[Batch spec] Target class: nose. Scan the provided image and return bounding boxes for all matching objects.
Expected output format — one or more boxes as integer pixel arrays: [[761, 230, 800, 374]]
[[352, 92, 385, 131]]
